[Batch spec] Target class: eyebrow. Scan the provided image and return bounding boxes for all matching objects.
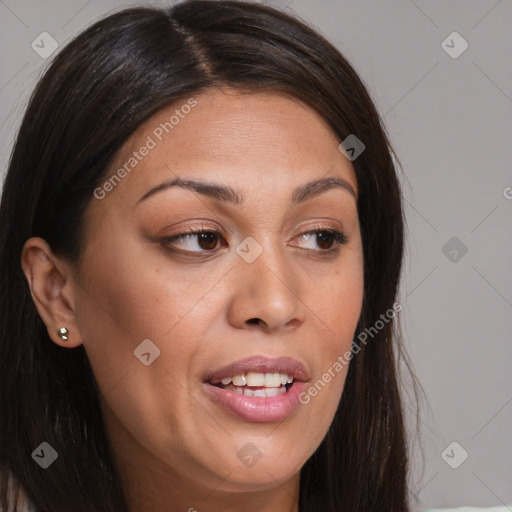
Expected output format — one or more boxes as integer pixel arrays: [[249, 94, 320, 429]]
[[136, 175, 357, 207]]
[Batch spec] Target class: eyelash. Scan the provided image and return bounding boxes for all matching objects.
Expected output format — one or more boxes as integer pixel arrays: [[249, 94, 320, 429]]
[[161, 225, 349, 257]]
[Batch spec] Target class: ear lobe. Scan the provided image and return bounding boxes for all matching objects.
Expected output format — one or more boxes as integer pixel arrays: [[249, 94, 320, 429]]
[[20, 237, 83, 348]]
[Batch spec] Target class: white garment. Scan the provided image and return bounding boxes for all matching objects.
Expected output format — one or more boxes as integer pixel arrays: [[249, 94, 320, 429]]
[[424, 508, 512, 511]]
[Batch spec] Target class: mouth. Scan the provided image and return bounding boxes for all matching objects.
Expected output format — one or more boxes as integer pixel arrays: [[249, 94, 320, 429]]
[[202, 355, 309, 423], [208, 371, 295, 397]]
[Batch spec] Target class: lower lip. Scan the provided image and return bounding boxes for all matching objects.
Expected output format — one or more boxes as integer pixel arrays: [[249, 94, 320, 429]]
[[203, 381, 306, 423]]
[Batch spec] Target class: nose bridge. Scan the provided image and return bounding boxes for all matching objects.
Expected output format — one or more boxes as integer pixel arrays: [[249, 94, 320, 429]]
[[230, 233, 304, 330]]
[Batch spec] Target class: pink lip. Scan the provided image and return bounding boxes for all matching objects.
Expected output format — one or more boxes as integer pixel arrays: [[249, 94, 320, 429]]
[[202, 355, 309, 423], [204, 355, 309, 383], [203, 380, 307, 423]]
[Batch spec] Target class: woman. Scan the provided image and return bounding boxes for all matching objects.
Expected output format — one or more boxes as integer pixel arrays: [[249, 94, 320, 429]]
[[0, 1, 416, 510]]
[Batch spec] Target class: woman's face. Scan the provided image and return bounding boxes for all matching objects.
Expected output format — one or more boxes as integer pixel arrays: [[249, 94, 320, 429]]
[[60, 89, 363, 503]]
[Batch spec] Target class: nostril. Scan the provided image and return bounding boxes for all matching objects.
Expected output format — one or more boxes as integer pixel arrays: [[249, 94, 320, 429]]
[[246, 318, 261, 326]]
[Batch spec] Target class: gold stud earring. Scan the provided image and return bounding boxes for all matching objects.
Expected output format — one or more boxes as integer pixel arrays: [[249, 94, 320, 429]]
[[57, 327, 69, 341]]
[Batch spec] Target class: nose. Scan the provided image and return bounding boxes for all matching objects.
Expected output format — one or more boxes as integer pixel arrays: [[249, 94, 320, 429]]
[[226, 241, 306, 333]]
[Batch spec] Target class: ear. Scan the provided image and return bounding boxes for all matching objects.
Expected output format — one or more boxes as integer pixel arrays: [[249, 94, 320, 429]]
[[20, 237, 83, 348]]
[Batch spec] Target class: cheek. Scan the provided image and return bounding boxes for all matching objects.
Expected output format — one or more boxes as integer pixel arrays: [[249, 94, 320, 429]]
[[296, 254, 363, 443], [72, 251, 216, 454], [313, 251, 364, 350], [72, 244, 199, 395]]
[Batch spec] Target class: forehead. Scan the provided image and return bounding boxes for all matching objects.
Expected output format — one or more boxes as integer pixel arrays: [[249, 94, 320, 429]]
[[99, 88, 358, 208]]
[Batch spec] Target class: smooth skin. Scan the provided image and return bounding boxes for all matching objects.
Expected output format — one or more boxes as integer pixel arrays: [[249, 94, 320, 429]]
[[21, 88, 364, 512]]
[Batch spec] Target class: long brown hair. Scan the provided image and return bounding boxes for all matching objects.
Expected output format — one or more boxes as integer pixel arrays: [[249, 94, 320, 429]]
[[0, 1, 417, 510]]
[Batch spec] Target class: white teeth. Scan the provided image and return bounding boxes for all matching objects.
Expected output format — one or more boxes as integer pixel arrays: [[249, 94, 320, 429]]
[[218, 373, 293, 397], [246, 372, 265, 386], [212, 372, 295, 395], [227, 385, 285, 397], [264, 373, 281, 387], [232, 375, 246, 386], [222, 372, 293, 388], [265, 387, 280, 397]]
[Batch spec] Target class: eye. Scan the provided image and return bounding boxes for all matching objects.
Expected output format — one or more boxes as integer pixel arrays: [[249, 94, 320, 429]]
[[163, 230, 225, 252], [296, 228, 348, 253], [161, 226, 348, 255]]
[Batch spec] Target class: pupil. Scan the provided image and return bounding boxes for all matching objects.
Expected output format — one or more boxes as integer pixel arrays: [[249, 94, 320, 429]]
[[316, 231, 334, 250], [198, 232, 218, 250]]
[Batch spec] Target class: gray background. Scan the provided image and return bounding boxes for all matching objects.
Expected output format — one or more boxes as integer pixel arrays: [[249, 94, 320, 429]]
[[1, 1, 511, 510]]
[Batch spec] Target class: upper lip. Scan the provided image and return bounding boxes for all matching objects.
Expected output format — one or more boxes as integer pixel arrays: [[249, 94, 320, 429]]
[[205, 355, 309, 383]]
